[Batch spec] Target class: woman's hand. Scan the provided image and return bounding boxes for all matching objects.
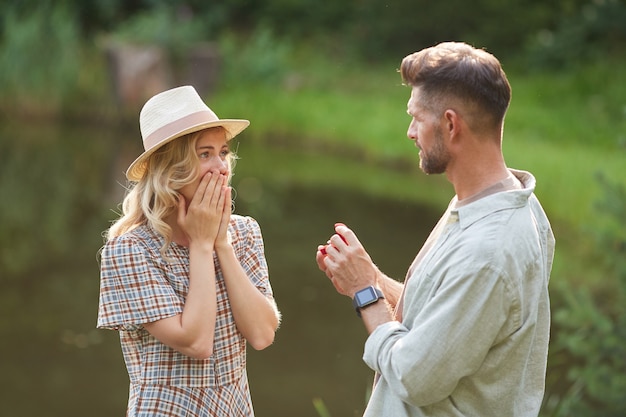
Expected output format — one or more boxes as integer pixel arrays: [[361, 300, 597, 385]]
[[214, 186, 233, 251], [177, 171, 228, 249]]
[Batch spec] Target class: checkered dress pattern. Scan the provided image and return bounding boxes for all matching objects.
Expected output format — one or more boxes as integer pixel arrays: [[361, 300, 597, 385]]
[[97, 215, 273, 416]]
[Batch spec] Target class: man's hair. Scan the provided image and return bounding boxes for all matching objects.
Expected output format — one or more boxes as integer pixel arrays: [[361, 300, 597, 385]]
[[400, 42, 511, 130]]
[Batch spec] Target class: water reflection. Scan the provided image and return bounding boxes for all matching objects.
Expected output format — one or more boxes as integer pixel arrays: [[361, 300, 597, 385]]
[[0, 122, 440, 417]]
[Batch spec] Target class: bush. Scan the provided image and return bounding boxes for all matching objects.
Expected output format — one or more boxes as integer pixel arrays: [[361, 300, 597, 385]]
[[545, 174, 626, 416], [0, 3, 81, 114], [525, 0, 626, 69]]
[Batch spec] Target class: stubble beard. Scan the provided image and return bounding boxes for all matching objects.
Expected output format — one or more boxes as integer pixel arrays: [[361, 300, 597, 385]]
[[419, 128, 450, 175]]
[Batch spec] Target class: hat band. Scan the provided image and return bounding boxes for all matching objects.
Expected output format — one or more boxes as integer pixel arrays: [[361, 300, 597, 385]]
[[143, 110, 217, 151]]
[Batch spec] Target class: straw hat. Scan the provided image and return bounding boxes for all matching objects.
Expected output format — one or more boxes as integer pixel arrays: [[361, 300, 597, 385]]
[[126, 85, 250, 181]]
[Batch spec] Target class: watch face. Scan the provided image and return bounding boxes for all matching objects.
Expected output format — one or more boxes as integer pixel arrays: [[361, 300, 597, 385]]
[[355, 287, 377, 305]]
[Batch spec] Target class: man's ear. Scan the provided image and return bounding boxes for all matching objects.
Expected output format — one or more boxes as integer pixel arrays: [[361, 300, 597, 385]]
[[443, 108, 462, 142]]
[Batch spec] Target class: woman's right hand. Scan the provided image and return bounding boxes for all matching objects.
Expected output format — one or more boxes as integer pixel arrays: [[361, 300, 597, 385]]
[[177, 171, 228, 248]]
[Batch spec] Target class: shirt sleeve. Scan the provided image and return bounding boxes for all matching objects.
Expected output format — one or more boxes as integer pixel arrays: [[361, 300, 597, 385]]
[[232, 216, 274, 298], [97, 234, 184, 331], [363, 264, 515, 407]]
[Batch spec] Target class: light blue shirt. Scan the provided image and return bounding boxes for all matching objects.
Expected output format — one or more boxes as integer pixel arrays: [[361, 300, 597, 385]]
[[363, 169, 555, 417]]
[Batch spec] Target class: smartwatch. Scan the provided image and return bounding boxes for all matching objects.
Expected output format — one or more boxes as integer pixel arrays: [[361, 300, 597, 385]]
[[352, 286, 385, 317]]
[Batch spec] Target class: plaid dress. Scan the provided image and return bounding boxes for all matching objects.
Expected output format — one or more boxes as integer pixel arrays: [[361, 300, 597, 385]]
[[97, 215, 274, 417]]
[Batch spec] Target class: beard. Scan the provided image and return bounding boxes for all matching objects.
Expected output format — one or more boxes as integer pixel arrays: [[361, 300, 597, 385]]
[[419, 127, 450, 175]]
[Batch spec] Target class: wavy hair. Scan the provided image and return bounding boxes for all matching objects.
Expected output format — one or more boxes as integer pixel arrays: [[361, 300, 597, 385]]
[[106, 127, 236, 257]]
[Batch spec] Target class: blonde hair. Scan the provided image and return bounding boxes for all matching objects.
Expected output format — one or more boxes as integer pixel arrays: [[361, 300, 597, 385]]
[[106, 127, 236, 256]]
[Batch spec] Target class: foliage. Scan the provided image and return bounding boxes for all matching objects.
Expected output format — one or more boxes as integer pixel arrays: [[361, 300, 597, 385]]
[[525, 0, 626, 69], [544, 175, 626, 416], [4, 0, 620, 63], [1, 0, 625, 113], [104, 3, 210, 59], [218, 26, 294, 86], [340, 0, 569, 60], [0, 2, 81, 114]]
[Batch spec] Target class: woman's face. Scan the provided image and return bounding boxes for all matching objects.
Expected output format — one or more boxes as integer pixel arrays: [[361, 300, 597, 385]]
[[178, 128, 230, 203]]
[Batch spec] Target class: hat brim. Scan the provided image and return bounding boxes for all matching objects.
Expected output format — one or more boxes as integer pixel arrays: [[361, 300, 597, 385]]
[[126, 119, 250, 181]]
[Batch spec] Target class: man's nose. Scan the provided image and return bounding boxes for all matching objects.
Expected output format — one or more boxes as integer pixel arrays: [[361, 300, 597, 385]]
[[407, 121, 417, 139]]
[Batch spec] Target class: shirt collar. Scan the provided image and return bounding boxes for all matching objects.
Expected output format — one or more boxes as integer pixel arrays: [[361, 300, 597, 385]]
[[450, 169, 537, 230]]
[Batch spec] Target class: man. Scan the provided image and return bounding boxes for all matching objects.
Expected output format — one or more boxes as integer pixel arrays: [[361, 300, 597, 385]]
[[316, 42, 555, 417]]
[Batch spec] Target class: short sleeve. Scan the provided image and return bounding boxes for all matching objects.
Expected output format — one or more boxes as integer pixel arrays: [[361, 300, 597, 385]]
[[97, 234, 184, 331], [231, 216, 273, 298]]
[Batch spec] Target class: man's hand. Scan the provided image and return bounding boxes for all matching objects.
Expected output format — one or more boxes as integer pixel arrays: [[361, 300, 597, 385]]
[[316, 223, 378, 297]]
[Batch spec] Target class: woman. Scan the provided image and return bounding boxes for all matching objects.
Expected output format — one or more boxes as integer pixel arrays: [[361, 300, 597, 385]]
[[97, 85, 281, 416]]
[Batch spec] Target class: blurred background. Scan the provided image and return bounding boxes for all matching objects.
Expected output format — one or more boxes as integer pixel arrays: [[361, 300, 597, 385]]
[[1, 0, 625, 416]]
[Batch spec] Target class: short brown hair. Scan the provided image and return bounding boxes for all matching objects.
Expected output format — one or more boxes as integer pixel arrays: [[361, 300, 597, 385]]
[[400, 42, 511, 129]]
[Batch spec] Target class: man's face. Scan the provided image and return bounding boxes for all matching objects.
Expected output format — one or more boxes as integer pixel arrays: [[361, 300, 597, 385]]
[[406, 87, 450, 175]]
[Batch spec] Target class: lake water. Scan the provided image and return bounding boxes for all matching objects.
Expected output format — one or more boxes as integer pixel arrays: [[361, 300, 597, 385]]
[[0, 120, 441, 417]]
